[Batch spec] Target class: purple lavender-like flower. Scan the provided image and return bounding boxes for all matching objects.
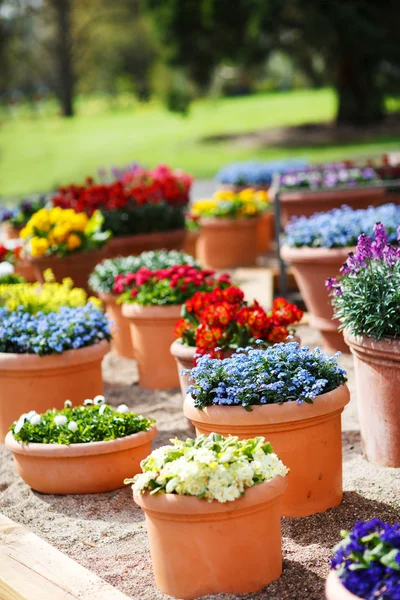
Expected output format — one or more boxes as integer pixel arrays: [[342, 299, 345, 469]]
[[355, 233, 373, 264], [325, 277, 337, 291], [371, 222, 388, 259]]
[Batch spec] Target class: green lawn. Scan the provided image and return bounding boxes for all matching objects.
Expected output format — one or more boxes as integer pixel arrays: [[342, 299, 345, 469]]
[[1, 88, 400, 198]]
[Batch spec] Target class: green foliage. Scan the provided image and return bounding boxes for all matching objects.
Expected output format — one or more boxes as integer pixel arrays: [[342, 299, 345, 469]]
[[102, 201, 185, 237], [11, 401, 155, 444]]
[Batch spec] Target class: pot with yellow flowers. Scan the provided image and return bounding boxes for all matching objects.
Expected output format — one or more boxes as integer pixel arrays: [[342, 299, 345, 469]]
[[21, 207, 111, 291], [192, 189, 265, 269]]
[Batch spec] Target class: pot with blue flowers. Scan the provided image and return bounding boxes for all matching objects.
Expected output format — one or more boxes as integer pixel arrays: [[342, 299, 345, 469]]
[[183, 343, 349, 517], [5, 398, 157, 494], [126, 433, 288, 599], [326, 519, 400, 600], [281, 203, 400, 353], [328, 223, 400, 467], [0, 279, 111, 441]]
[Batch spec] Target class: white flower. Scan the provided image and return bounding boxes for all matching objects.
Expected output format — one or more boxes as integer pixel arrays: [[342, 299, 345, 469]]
[[14, 413, 27, 434], [116, 404, 129, 414], [93, 395, 105, 405], [64, 400, 72, 408], [0, 262, 14, 277], [68, 421, 78, 432], [30, 414, 41, 426], [83, 399, 93, 406], [54, 415, 67, 426], [99, 404, 107, 415]]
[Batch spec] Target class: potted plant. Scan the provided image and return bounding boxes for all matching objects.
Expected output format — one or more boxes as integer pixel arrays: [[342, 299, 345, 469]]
[[126, 433, 288, 599], [183, 343, 349, 517], [171, 289, 303, 398], [52, 165, 192, 257], [89, 250, 199, 359], [282, 203, 400, 353], [118, 266, 233, 389], [5, 398, 157, 494], [20, 207, 111, 291], [191, 189, 264, 268], [215, 159, 309, 192], [273, 163, 387, 226], [327, 222, 400, 467], [326, 519, 400, 600], [0, 291, 110, 440], [0, 196, 47, 240]]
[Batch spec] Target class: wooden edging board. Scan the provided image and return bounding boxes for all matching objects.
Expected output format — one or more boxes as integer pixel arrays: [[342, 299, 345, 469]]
[[0, 514, 131, 600]]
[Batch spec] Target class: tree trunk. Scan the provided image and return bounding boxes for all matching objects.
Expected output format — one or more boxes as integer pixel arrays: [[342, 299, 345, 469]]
[[335, 54, 384, 126], [53, 0, 74, 117]]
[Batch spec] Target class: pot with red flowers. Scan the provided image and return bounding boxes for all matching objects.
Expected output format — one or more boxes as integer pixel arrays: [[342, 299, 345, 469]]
[[326, 519, 400, 600], [327, 222, 400, 467], [116, 264, 233, 389], [170, 289, 303, 398]]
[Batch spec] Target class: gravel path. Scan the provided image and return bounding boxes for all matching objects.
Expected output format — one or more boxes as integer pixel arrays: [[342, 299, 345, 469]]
[[1, 325, 400, 600]]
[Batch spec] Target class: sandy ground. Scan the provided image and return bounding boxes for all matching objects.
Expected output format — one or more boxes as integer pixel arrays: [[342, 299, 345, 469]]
[[1, 324, 400, 600]]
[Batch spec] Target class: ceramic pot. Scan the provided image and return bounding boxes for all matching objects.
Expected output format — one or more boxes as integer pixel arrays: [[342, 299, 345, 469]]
[[105, 229, 185, 258], [122, 304, 181, 389], [14, 259, 37, 282], [257, 210, 274, 254], [133, 476, 287, 599], [325, 571, 360, 600], [344, 331, 400, 467], [5, 424, 157, 494], [1, 223, 22, 240], [278, 187, 386, 227], [182, 229, 199, 258], [281, 245, 352, 353], [184, 384, 350, 517], [29, 248, 106, 292], [0, 340, 109, 442], [196, 217, 260, 269], [99, 292, 134, 359]]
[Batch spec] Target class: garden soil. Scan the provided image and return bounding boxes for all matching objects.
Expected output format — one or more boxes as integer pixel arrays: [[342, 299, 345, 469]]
[[1, 324, 399, 600]]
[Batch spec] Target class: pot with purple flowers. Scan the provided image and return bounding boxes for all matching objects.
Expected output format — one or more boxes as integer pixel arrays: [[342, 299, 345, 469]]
[[328, 223, 400, 467], [326, 519, 400, 600], [282, 204, 400, 353], [183, 343, 350, 517]]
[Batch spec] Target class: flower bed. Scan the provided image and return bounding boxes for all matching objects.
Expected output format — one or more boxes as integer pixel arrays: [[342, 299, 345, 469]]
[[327, 519, 400, 600], [216, 159, 308, 188], [6, 398, 156, 494], [327, 223, 400, 467], [128, 433, 288, 597], [184, 344, 349, 516]]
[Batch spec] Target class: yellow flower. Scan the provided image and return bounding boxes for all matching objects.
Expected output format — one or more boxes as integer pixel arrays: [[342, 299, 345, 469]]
[[20, 225, 32, 239], [49, 207, 64, 225], [30, 208, 52, 233], [51, 224, 71, 244], [30, 237, 49, 257], [242, 203, 257, 216], [191, 199, 218, 217], [238, 188, 256, 201], [255, 190, 269, 205], [214, 190, 235, 201], [66, 233, 82, 251], [71, 212, 88, 232]]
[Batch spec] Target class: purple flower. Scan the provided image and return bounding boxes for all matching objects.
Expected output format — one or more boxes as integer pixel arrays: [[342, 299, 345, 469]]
[[356, 233, 373, 263], [371, 222, 388, 259], [325, 277, 337, 291]]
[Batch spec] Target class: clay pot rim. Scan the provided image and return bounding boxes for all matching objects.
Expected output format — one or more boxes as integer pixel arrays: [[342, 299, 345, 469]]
[[107, 229, 186, 244], [344, 329, 400, 359], [122, 303, 182, 319], [0, 339, 110, 371], [27, 247, 106, 265], [133, 474, 287, 517], [170, 339, 197, 361], [279, 187, 385, 203], [184, 384, 350, 426], [5, 424, 157, 458], [198, 216, 260, 227], [326, 571, 361, 600], [281, 244, 355, 263], [98, 291, 119, 303]]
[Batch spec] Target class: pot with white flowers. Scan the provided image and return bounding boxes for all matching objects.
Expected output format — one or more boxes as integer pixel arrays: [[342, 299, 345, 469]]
[[326, 519, 400, 600], [89, 250, 199, 360], [183, 343, 350, 518], [328, 222, 400, 468], [5, 398, 157, 494], [281, 204, 400, 353], [126, 433, 288, 599]]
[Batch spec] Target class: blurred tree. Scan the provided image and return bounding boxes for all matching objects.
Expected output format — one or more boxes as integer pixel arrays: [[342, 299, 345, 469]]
[[147, 0, 400, 125]]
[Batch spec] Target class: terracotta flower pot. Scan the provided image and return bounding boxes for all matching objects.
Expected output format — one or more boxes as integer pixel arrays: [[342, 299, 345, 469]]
[[196, 217, 260, 269], [122, 304, 181, 389], [0, 340, 109, 442], [257, 210, 274, 254], [133, 476, 287, 599], [105, 229, 185, 259], [99, 292, 134, 359], [184, 384, 350, 517], [5, 424, 157, 494], [182, 229, 199, 258], [325, 571, 360, 600], [14, 259, 38, 282], [217, 184, 270, 193], [1, 223, 23, 240], [278, 187, 386, 227], [344, 331, 400, 467], [281, 245, 352, 353], [29, 248, 106, 293]]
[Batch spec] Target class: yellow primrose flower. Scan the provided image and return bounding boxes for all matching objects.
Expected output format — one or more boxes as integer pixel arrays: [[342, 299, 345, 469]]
[[255, 190, 269, 205], [71, 212, 88, 232], [238, 188, 256, 201], [214, 190, 235, 201], [30, 237, 49, 257], [66, 233, 82, 251], [51, 224, 71, 244]]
